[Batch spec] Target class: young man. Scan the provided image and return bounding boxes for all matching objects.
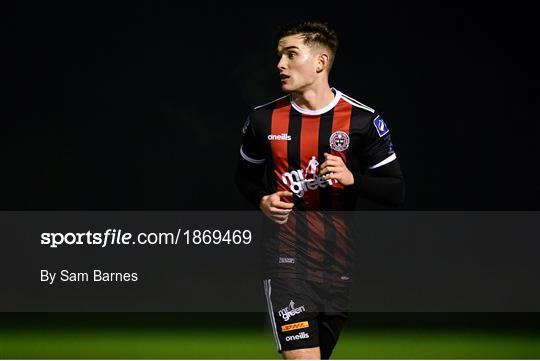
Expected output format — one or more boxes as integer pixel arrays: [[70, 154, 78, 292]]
[[235, 21, 404, 359]]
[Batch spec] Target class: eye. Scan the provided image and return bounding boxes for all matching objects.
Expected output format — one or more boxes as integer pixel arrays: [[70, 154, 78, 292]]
[[288, 52, 297, 59]]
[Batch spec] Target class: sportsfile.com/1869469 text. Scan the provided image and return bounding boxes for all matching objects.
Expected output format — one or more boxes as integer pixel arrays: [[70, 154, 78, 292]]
[[40, 229, 252, 248]]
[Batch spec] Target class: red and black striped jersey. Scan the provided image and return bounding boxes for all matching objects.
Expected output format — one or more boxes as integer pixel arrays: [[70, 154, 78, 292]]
[[239, 88, 397, 284]]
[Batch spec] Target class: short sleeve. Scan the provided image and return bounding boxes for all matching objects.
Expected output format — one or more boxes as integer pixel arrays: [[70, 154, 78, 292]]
[[361, 113, 397, 169], [239, 115, 266, 165]]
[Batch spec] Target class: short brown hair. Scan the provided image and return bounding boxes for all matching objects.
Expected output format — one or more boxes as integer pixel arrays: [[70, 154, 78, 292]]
[[276, 21, 338, 66]]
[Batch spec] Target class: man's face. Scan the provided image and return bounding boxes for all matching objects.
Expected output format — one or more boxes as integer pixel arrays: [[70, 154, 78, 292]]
[[277, 34, 320, 93]]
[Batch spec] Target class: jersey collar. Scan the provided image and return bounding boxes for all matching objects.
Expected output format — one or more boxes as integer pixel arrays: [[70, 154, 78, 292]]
[[290, 88, 342, 116]]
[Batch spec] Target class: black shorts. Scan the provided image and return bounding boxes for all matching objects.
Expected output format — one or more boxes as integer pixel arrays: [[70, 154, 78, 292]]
[[262, 277, 351, 354]]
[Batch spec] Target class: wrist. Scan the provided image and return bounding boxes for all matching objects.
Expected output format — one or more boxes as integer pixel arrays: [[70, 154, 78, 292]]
[[259, 193, 270, 205], [341, 171, 355, 187]]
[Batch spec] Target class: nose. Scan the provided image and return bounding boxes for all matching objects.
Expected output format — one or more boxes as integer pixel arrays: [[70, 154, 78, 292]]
[[277, 55, 286, 71]]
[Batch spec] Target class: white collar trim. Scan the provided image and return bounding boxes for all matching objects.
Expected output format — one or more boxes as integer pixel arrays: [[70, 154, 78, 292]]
[[290, 88, 342, 115]]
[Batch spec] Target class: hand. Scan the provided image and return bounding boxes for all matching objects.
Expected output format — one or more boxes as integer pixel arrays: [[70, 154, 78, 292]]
[[319, 152, 354, 186], [259, 191, 294, 225]]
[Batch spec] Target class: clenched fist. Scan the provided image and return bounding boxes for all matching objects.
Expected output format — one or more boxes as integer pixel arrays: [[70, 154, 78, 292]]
[[259, 191, 294, 225]]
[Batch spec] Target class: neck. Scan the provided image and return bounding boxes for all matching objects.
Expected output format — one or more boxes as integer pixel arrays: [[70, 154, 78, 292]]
[[292, 82, 334, 111]]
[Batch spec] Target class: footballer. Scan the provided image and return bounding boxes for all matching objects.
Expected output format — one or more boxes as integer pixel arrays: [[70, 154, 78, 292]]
[[235, 21, 405, 359]]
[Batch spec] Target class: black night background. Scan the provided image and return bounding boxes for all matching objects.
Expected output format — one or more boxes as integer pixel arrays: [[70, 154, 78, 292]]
[[2, 2, 539, 359]]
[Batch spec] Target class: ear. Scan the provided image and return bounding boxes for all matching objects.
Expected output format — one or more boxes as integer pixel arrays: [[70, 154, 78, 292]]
[[316, 53, 330, 73]]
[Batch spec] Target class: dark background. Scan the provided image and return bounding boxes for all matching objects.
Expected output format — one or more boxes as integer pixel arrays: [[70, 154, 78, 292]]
[[3, 2, 538, 210], [1, 2, 539, 357]]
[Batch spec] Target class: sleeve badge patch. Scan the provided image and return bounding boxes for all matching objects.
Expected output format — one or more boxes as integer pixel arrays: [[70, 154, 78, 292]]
[[373, 115, 390, 137]]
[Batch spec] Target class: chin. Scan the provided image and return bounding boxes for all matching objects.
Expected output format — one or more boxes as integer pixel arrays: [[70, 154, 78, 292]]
[[281, 84, 296, 93]]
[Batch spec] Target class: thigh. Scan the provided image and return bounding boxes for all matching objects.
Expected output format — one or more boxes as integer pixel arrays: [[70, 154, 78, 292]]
[[318, 311, 349, 359], [319, 284, 351, 359]]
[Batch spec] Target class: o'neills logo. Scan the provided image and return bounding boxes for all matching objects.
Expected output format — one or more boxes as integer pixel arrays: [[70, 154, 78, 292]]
[[285, 331, 310, 341], [281, 321, 309, 332], [268, 133, 291, 141], [278, 300, 306, 321]]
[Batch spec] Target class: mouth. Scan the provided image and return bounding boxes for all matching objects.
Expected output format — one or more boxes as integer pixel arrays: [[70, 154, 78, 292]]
[[280, 74, 290, 83]]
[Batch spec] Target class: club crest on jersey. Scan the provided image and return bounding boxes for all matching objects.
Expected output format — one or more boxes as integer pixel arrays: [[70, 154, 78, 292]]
[[329, 131, 350, 152], [374, 115, 390, 137]]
